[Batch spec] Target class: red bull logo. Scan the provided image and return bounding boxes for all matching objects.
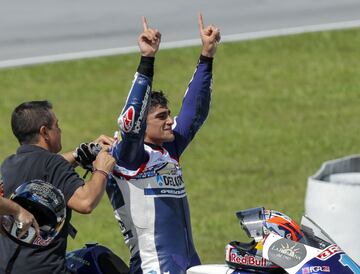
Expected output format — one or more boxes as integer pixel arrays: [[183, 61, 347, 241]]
[[229, 251, 269, 267], [33, 235, 52, 246]]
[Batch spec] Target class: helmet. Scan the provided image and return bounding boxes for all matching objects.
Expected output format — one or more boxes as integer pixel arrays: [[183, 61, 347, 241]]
[[225, 207, 303, 273], [262, 209, 303, 242], [236, 207, 303, 244], [0, 179, 66, 248]]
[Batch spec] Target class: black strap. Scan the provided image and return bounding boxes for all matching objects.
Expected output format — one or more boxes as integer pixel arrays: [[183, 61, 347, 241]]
[[68, 223, 77, 239], [5, 245, 21, 274]]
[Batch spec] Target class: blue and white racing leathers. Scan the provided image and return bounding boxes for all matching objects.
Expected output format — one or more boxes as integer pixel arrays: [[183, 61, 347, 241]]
[[106, 55, 213, 274]]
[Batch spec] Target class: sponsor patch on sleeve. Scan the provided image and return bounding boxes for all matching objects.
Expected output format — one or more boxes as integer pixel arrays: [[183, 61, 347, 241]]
[[119, 106, 135, 133]]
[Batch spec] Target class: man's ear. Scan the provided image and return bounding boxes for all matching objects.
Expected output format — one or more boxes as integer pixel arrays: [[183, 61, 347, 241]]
[[39, 125, 50, 141]]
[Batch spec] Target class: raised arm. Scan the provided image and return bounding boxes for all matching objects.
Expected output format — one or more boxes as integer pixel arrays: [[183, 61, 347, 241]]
[[167, 14, 220, 157], [113, 17, 161, 171]]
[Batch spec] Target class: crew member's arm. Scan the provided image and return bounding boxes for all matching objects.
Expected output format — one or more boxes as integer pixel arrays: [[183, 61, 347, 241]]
[[113, 17, 161, 171], [67, 146, 115, 214], [168, 14, 220, 156]]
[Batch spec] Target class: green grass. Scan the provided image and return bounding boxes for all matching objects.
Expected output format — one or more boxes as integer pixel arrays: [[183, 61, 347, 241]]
[[1, 28, 360, 264]]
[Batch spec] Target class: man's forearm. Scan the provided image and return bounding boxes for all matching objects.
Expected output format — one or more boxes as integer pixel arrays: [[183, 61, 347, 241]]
[[68, 172, 107, 214], [0, 196, 20, 216], [115, 56, 154, 168], [61, 151, 77, 165], [82, 172, 107, 212]]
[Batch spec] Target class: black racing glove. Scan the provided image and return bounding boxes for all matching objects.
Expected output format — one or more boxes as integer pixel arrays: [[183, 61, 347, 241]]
[[73, 143, 102, 171]]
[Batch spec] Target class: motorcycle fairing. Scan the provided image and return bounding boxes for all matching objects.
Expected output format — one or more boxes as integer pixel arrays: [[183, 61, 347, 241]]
[[262, 233, 360, 274]]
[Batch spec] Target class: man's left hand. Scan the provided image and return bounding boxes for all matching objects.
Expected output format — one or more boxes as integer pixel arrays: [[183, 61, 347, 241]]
[[198, 14, 221, 58]]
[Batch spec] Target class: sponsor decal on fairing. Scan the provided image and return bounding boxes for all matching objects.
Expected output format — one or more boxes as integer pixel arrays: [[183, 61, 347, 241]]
[[229, 250, 269, 267], [268, 238, 307, 268], [316, 245, 342, 261], [302, 265, 330, 273]]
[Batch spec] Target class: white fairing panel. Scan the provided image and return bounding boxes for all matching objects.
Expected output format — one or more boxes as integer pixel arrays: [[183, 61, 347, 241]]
[[305, 154, 360, 264]]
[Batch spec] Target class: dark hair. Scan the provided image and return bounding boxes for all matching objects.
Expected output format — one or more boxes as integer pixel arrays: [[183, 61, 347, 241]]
[[150, 90, 169, 109], [11, 101, 54, 144]]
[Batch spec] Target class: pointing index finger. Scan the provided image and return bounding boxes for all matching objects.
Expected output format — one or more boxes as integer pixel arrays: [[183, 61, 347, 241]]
[[198, 13, 204, 31], [142, 16, 149, 31]]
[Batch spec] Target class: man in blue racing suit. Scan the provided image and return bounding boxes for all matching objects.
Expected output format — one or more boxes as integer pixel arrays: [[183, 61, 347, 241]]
[[106, 15, 220, 274]]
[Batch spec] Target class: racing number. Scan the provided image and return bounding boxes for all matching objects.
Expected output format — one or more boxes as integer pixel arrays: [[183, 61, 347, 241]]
[[339, 254, 360, 273]]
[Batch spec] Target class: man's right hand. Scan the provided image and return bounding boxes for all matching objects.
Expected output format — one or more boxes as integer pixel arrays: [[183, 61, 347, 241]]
[[92, 145, 116, 175], [14, 203, 40, 238], [138, 17, 161, 57]]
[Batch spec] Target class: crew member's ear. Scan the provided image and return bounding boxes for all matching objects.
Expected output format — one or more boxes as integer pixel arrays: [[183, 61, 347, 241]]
[[39, 125, 50, 142]]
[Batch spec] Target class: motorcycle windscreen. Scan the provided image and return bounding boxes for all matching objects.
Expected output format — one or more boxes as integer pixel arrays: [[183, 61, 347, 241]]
[[299, 215, 335, 250]]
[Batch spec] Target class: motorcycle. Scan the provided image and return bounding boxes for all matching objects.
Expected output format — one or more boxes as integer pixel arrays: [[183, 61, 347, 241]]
[[189, 207, 360, 274], [6, 180, 357, 273], [66, 207, 360, 274]]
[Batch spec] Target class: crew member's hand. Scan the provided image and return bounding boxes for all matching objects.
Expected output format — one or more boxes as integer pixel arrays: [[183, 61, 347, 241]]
[[92, 145, 116, 175], [14, 206, 40, 238], [93, 135, 115, 147], [198, 14, 221, 58], [138, 17, 161, 57]]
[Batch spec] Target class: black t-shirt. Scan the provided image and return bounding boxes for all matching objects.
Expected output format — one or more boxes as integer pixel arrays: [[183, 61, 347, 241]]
[[0, 144, 84, 274]]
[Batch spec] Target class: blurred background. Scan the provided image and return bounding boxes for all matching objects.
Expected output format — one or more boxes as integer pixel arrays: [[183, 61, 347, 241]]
[[1, 0, 360, 265], [1, 0, 360, 63]]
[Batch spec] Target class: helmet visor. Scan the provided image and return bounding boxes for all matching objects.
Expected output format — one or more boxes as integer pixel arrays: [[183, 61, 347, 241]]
[[236, 207, 265, 242]]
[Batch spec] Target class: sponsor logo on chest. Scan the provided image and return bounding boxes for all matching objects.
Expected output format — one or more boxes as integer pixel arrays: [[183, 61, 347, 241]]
[[143, 162, 187, 197], [156, 174, 184, 187], [155, 162, 183, 187]]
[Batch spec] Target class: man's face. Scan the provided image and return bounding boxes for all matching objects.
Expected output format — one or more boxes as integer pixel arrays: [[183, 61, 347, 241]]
[[144, 105, 174, 146], [47, 110, 62, 153]]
